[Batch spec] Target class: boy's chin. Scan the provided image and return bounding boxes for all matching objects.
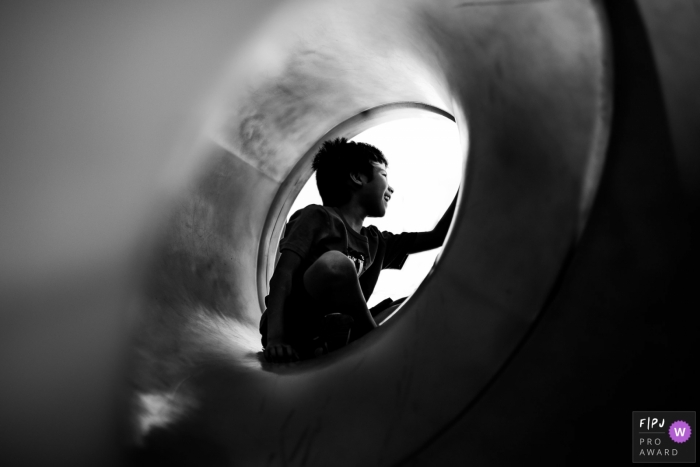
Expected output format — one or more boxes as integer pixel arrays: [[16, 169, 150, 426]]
[[368, 208, 387, 218]]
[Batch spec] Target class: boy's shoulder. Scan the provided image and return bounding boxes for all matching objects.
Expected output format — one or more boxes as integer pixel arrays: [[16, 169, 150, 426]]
[[291, 205, 385, 232], [286, 205, 338, 233], [290, 204, 331, 221], [291, 204, 348, 223]]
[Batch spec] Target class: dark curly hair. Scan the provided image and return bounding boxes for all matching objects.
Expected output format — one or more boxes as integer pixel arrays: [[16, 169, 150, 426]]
[[312, 138, 388, 207]]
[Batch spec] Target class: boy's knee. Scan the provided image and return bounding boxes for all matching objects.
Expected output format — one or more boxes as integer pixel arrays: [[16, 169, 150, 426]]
[[305, 251, 357, 296], [315, 251, 356, 280]]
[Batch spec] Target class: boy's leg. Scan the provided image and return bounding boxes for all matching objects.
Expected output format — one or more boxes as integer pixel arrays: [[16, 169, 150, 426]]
[[303, 251, 377, 340]]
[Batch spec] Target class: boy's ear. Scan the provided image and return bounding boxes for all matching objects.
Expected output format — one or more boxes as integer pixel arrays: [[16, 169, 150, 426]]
[[349, 172, 364, 187]]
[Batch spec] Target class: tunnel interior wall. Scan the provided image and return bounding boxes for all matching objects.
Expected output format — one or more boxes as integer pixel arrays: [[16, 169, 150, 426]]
[[1, 0, 696, 465], [405, 1, 699, 464], [131, 0, 615, 466]]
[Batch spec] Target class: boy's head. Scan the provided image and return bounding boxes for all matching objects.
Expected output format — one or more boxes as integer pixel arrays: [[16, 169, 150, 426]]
[[312, 138, 391, 213]]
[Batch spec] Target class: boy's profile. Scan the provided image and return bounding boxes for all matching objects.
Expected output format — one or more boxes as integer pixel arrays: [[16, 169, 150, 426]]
[[261, 137, 457, 363]]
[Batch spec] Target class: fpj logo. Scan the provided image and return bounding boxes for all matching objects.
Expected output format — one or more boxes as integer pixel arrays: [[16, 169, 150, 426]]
[[633, 411, 695, 463]]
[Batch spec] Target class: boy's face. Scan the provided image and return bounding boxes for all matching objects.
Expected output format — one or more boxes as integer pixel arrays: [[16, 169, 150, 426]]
[[356, 162, 393, 217]]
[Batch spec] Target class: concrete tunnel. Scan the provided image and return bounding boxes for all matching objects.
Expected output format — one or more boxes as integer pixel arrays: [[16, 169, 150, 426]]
[[0, 0, 698, 465]]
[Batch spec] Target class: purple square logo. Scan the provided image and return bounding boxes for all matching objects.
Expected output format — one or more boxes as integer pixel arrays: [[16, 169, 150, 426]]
[[633, 411, 696, 463]]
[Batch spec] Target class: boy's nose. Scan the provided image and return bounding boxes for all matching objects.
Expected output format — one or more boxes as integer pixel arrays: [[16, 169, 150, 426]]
[[388, 186, 394, 194]]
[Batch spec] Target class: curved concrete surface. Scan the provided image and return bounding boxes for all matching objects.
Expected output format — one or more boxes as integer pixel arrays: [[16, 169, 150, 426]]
[[133, 0, 610, 465], [1, 1, 698, 466]]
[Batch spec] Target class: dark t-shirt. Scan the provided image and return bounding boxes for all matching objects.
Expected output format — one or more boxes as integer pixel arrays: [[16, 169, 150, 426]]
[[262, 204, 417, 348]]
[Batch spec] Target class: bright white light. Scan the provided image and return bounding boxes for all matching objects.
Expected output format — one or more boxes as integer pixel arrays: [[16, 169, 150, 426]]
[[288, 116, 462, 308]]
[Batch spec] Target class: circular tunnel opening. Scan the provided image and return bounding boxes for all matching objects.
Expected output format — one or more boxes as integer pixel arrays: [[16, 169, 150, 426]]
[[287, 115, 462, 313], [257, 103, 464, 320]]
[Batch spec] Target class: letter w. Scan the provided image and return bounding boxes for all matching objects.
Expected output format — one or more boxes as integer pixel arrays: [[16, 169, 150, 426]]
[[674, 427, 686, 437]]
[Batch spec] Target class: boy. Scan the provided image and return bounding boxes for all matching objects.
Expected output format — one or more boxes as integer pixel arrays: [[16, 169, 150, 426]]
[[261, 138, 457, 363]]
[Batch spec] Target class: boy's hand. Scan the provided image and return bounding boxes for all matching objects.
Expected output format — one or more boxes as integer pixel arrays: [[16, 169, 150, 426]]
[[264, 340, 299, 363], [263, 251, 302, 364]]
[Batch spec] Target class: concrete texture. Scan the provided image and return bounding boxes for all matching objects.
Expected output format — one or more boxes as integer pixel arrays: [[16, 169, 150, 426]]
[[132, 0, 611, 465], [1, 0, 697, 466]]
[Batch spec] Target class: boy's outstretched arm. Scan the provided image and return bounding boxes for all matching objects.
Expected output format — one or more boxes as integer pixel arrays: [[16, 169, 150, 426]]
[[264, 251, 302, 363], [408, 191, 458, 254]]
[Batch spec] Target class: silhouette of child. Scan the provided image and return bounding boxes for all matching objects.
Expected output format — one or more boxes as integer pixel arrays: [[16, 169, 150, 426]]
[[261, 138, 457, 362]]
